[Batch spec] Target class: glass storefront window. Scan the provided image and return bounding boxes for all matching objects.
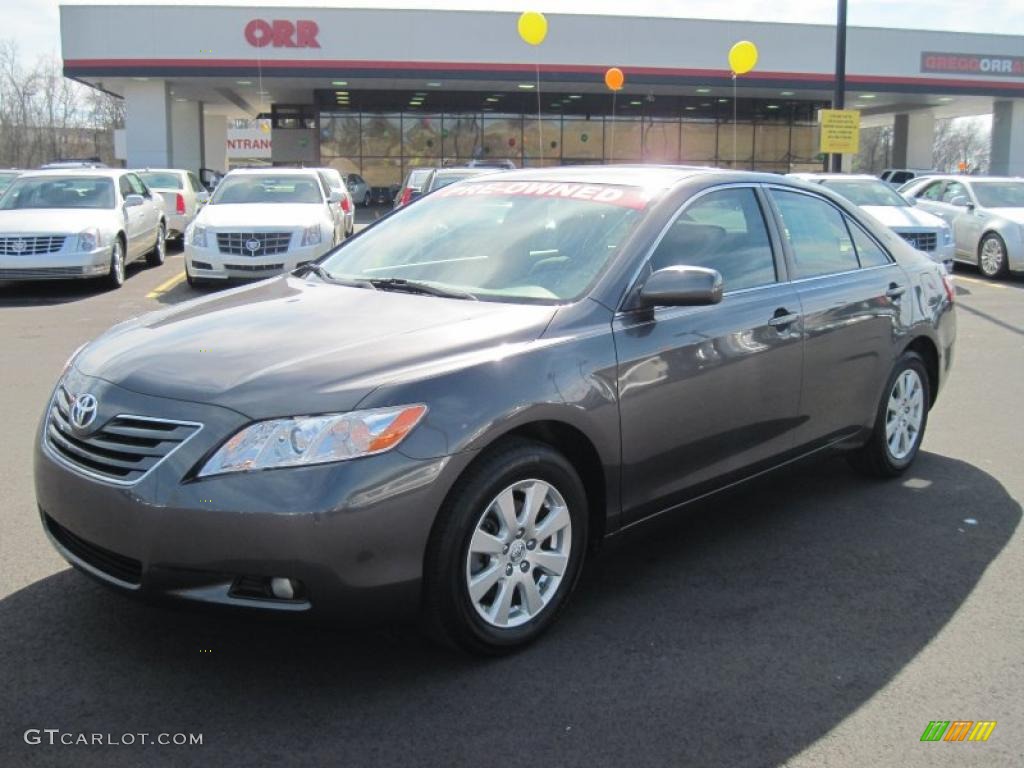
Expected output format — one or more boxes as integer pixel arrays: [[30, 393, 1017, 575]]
[[643, 119, 680, 163], [717, 123, 754, 168], [522, 117, 561, 161], [321, 114, 360, 160], [755, 124, 791, 169], [562, 119, 604, 161], [680, 122, 717, 163], [606, 117, 642, 162], [403, 114, 442, 166], [482, 115, 523, 164], [790, 125, 822, 168], [443, 115, 482, 161], [361, 157, 402, 188], [361, 114, 402, 157]]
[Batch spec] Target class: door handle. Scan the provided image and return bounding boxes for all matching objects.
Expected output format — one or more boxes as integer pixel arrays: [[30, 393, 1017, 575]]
[[886, 283, 906, 300], [768, 310, 800, 328]]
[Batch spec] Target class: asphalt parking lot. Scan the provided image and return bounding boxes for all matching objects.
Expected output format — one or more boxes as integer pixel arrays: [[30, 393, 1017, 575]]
[[0, 243, 1021, 767]]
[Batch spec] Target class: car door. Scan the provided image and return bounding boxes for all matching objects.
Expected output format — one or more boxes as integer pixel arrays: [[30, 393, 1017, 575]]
[[614, 185, 804, 524], [126, 173, 158, 257], [118, 175, 147, 260], [939, 180, 980, 257], [766, 186, 909, 450]]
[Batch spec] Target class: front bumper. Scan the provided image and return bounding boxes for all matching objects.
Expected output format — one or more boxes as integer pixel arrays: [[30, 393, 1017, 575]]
[[185, 240, 330, 281], [34, 370, 471, 623], [0, 245, 109, 280]]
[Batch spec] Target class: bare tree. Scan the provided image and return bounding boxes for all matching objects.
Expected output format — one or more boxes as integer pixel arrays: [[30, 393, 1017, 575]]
[[855, 125, 894, 174], [933, 116, 990, 174]]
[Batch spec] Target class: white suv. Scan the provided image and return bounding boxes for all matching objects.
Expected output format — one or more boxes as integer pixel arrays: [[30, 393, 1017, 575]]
[[184, 168, 343, 286]]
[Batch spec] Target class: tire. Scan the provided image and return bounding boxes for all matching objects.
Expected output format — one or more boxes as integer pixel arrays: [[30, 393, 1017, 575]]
[[423, 438, 588, 655], [106, 237, 125, 289], [146, 221, 167, 267], [185, 270, 209, 289], [362, 192, 370, 207], [847, 351, 930, 478], [978, 232, 1008, 279]]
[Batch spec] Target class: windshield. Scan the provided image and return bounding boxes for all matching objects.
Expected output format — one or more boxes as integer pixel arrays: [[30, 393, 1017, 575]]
[[430, 172, 486, 191], [137, 172, 182, 190], [405, 169, 432, 190], [972, 181, 1024, 208], [0, 172, 18, 192], [821, 180, 908, 207], [212, 174, 324, 205], [319, 180, 650, 303], [0, 176, 114, 210]]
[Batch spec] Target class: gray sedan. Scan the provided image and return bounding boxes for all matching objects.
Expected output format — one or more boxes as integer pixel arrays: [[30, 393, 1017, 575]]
[[35, 166, 955, 654], [900, 175, 1024, 279]]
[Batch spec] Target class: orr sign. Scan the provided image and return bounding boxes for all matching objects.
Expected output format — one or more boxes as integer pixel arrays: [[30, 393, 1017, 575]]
[[244, 19, 320, 49], [921, 52, 1024, 77]]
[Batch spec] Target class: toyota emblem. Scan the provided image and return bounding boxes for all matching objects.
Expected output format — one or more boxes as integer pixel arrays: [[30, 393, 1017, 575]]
[[11, 239, 28, 254], [245, 238, 261, 252], [70, 393, 99, 430]]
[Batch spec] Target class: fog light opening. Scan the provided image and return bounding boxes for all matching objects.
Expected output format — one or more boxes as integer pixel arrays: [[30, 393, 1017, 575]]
[[270, 577, 297, 600]]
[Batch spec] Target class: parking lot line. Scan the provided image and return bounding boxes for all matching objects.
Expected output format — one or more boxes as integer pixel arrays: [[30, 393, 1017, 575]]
[[146, 270, 186, 299], [955, 275, 1006, 289]]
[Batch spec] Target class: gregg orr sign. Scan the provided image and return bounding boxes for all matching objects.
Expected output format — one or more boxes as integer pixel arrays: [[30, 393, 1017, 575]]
[[244, 19, 320, 49], [921, 51, 1024, 77]]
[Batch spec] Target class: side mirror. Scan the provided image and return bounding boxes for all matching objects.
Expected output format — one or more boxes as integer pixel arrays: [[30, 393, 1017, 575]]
[[949, 195, 970, 207], [638, 266, 723, 308], [124, 194, 144, 208]]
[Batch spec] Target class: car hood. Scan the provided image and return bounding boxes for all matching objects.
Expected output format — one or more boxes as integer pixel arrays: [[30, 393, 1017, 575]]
[[197, 203, 326, 229], [861, 205, 944, 229], [0, 208, 115, 233], [988, 207, 1024, 225], [74, 276, 558, 418]]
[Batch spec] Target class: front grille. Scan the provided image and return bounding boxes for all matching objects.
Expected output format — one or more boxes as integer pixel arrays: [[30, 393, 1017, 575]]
[[0, 235, 66, 255], [224, 263, 285, 273], [898, 231, 938, 252], [0, 267, 85, 279], [45, 385, 201, 484], [216, 231, 292, 257], [44, 513, 142, 585]]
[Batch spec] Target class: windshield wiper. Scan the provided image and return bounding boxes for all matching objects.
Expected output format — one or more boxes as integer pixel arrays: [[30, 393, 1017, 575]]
[[368, 278, 478, 301], [297, 264, 376, 289]]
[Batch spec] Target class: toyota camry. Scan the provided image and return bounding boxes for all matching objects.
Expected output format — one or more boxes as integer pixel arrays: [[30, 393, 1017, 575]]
[[35, 166, 956, 654]]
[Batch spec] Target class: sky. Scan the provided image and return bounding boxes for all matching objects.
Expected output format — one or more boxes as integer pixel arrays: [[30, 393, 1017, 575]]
[[9, 0, 1024, 63]]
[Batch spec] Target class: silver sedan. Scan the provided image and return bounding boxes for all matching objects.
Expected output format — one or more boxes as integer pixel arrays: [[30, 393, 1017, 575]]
[[900, 175, 1024, 279]]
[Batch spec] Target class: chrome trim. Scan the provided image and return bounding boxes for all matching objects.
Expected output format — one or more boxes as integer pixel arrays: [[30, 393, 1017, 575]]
[[41, 386, 204, 487]]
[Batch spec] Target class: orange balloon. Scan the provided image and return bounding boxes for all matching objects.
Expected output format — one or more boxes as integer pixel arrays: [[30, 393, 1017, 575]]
[[604, 67, 624, 92]]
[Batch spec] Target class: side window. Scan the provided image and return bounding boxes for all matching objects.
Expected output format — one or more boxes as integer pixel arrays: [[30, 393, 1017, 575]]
[[770, 189, 859, 279], [880, 171, 891, 181], [126, 173, 147, 196], [891, 171, 912, 185], [846, 218, 891, 268], [650, 187, 777, 292], [118, 176, 133, 200], [918, 181, 945, 201], [941, 181, 968, 204]]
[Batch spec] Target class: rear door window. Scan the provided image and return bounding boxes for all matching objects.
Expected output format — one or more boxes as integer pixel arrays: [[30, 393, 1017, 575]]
[[918, 181, 945, 201], [845, 218, 892, 268], [770, 189, 859, 279]]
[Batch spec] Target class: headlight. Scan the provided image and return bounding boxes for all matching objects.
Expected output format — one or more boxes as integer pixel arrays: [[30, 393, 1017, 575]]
[[301, 223, 322, 246], [941, 227, 952, 245], [76, 228, 100, 251], [197, 404, 427, 477], [190, 224, 208, 248]]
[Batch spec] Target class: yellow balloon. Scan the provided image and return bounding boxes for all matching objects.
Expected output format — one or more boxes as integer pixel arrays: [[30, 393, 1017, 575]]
[[729, 40, 758, 76], [518, 11, 548, 46]]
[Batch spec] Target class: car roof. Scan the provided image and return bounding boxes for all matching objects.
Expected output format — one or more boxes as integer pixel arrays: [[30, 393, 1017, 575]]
[[459, 164, 783, 189], [432, 167, 498, 176], [136, 168, 189, 175], [790, 173, 880, 182], [911, 174, 1022, 183], [15, 169, 127, 179], [224, 167, 322, 176]]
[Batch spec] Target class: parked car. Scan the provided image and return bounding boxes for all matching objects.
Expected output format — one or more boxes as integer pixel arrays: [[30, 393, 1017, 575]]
[[184, 168, 344, 286], [0, 170, 21, 193], [35, 166, 955, 654], [136, 169, 210, 244], [0, 169, 166, 287], [422, 167, 502, 193], [466, 159, 518, 170], [899, 175, 1024, 278], [880, 168, 935, 188], [314, 168, 355, 238], [790, 173, 954, 273], [344, 173, 371, 207], [394, 167, 435, 209]]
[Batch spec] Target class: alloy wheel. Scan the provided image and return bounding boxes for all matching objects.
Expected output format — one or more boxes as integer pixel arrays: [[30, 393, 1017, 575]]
[[979, 236, 1005, 277], [465, 479, 572, 629], [110, 241, 125, 285], [885, 369, 924, 460]]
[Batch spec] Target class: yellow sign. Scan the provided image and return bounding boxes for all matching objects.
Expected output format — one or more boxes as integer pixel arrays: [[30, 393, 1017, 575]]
[[819, 109, 861, 154]]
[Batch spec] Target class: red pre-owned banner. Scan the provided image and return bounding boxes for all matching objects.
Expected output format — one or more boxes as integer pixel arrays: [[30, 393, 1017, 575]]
[[433, 181, 652, 209], [921, 52, 1024, 77]]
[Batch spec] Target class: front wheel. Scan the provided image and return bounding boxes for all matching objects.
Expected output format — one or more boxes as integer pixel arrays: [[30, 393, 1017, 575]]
[[978, 233, 1008, 279], [106, 238, 125, 289], [423, 439, 588, 655], [848, 351, 930, 478], [362, 192, 370, 207], [147, 221, 166, 267]]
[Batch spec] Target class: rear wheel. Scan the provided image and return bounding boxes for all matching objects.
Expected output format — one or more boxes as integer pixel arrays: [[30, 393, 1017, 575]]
[[848, 351, 930, 478], [146, 221, 166, 266], [978, 233, 1008, 279], [361, 191, 370, 207], [106, 238, 125, 289], [423, 439, 587, 655]]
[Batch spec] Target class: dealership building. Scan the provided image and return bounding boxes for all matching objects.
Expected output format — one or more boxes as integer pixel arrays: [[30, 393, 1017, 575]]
[[60, 3, 1024, 187]]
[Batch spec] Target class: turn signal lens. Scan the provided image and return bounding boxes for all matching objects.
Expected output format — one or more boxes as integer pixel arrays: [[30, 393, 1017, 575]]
[[197, 405, 428, 477]]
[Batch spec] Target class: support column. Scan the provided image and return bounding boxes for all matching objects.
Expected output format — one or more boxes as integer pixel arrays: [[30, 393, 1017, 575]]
[[170, 99, 202, 173], [203, 115, 228, 173], [892, 111, 935, 169], [991, 100, 1024, 176], [124, 80, 171, 168]]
